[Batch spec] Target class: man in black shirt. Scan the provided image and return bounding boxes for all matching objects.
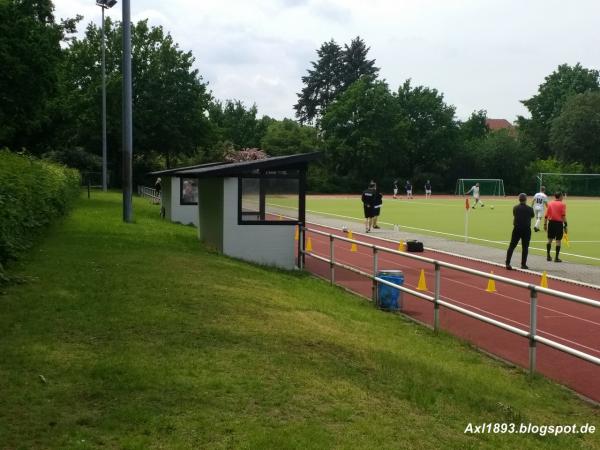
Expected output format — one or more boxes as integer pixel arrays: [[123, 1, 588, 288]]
[[361, 181, 377, 232], [424, 180, 432, 199], [372, 186, 383, 229], [505, 193, 535, 270]]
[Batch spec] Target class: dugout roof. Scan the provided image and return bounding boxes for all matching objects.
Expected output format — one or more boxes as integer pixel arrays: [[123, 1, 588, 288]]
[[150, 152, 320, 178]]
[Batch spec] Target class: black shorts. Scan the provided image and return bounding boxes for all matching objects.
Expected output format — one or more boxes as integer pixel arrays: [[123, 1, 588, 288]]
[[363, 205, 374, 218], [547, 221, 564, 240], [373, 206, 381, 217]]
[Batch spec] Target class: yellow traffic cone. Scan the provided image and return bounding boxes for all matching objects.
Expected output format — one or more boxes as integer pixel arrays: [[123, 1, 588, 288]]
[[540, 271, 548, 288], [398, 240, 406, 252], [417, 269, 428, 291], [306, 237, 313, 252], [486, 271, 496, 293], [294, 225, 299, 241], [348, 231, 358, 252]]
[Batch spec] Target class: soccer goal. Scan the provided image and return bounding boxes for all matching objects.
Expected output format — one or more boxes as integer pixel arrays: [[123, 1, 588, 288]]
[[537, 173, 600, 197], [455, 179, 505, 196]]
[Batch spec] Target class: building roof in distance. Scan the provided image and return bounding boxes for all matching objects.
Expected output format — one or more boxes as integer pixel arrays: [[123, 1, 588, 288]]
[[486, 118, 514, 131]]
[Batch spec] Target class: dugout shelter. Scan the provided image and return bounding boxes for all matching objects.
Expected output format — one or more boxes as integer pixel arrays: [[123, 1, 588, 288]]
[[149, 162, 223, 226], [150, 152, 320, 269]]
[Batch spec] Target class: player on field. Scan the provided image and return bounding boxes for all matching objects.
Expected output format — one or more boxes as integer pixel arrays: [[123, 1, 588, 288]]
[[465, 183, 484, 208], [393, 179, 399, 199], [531, 186, 548, 232], [424, 180, 432, 199], [405, 180, 413, 199]]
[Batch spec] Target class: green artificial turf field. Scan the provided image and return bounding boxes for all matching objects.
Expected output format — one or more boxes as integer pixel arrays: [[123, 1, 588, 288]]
[[270, 195, 600, 265]]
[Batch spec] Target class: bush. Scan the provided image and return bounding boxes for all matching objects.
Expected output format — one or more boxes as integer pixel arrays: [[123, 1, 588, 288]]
[[0, 150, 80, 278]]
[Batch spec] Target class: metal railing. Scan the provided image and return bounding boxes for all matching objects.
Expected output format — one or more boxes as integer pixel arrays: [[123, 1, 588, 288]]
[[138, 186, 160, 203], [300, 226, 600, 376]]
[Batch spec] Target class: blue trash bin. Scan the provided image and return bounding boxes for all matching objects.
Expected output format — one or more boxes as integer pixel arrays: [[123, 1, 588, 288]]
[[377, 270, 404, 311]]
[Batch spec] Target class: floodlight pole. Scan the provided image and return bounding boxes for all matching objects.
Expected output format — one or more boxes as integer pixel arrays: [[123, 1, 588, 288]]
[[101, 4, 107, 191], [97, 0, 116, 191], [122, 0, 133, 222]]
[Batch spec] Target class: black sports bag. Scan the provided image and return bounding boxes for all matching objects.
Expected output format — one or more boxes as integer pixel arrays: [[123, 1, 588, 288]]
[[406, 240, 424, 252]]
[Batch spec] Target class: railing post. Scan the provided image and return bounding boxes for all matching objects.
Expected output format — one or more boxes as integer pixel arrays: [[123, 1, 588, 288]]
[[329, 234, 335, 285], [297, 225, 304, 270], [302, 226, 306, 268], [372, 246, 378, 304], [529, 287, 538, 376], [434, 262, 441, 332]]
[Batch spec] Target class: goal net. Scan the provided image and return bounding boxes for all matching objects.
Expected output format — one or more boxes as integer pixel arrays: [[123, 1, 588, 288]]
[[537, 173, 600, 197], [455, 179, 505, 196]]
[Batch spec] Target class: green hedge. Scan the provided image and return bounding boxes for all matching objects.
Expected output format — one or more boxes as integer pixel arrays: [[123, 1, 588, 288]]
[[0, 150, 80, 278]]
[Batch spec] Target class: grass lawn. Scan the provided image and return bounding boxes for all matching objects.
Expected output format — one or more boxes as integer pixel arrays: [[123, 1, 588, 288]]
[[269, 195, 600, 265], [1, 191, 599, 449]]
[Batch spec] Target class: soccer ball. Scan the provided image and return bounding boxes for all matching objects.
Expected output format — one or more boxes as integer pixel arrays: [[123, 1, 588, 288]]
[[490, 205, 494, 210]]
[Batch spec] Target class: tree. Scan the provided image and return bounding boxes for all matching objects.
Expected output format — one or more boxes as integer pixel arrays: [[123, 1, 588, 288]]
[[396, 79, 459, 187], [460, 110, 489, 141], [260, 119, 320, 156], [59, 18, 212, 176], [294, 39, 344, 126], [294, 36, 380, 126], [132, 21, 212, 168], [209, 100, 273, 150], [341, 37, 379, 88], [519, 63, 600, 157], [549, 92, 600, 167], [0, 0, 78, 153], [321, 78, 407, 191], [475, 130, 533, 193]]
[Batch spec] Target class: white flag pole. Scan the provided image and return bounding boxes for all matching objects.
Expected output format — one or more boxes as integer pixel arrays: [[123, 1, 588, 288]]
[[464, 198, 470, 243]]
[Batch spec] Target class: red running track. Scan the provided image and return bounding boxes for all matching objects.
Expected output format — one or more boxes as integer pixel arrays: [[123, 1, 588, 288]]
[[302, 223, 600, 402]]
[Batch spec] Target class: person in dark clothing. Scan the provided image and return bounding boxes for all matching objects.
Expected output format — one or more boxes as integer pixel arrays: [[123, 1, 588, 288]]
[[361, 181, 377, 232], [372, 186, 383, 229], [154, 177, 162, 205], [505, 193, 535, 270], [424, 180, 432, 199], [405, 180, 413, 199]]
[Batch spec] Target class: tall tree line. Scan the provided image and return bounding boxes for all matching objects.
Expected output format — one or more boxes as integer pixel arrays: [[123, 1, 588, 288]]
[[1, 1, 276, 185], [2, 1, 599, 193]]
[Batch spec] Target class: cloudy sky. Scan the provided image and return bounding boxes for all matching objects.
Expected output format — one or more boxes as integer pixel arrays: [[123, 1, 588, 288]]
[[53, 0, 600, 122]]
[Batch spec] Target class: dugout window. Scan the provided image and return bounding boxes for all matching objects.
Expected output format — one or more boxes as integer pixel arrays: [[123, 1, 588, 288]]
[[180, 177, 199, 205], [238, 170, 301, 225]]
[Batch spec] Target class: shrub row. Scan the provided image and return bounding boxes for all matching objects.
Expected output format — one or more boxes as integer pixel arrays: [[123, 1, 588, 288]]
[[0, 150, 80, 278]]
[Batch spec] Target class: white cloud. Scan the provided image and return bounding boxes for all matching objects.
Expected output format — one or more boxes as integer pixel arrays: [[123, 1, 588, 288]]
[[53, 0, 600, 121]]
